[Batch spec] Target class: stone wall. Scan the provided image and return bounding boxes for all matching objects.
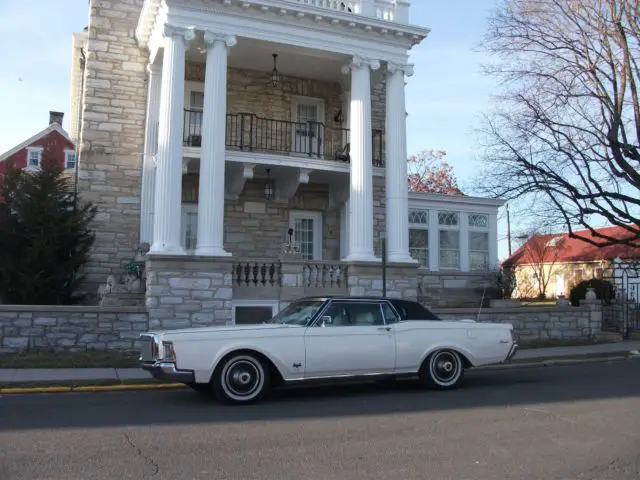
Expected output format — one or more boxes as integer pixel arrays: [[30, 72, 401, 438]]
[[347, 262, 419, 300], [0, 306, 147, 353], [433, 305, 601, 341], [419, 271, 498, 308], [78, 0, 148, 294]]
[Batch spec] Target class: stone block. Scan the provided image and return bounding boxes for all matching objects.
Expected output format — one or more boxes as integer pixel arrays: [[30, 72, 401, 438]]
[[3, 337, 29, 349], [169, 278, 211, 290]]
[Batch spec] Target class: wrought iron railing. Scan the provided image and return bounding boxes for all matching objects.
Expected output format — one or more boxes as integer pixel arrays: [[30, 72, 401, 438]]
[[183, 110, 384, 167]]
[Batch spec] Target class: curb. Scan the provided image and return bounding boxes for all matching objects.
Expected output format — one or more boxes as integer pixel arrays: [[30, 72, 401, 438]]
[[0, 382, 187, 395], [477, 353, 638, 371]]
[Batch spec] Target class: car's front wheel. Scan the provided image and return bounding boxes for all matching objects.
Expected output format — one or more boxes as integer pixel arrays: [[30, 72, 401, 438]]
[[211, 352, 270, 405], [419, 349, 464, 390]]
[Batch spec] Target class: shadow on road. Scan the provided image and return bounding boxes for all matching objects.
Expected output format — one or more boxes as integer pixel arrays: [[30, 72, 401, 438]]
[[1, 360, 639, 431]]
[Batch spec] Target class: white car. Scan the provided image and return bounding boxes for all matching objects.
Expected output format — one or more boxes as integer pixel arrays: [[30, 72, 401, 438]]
[[139, 296, 519, 404]]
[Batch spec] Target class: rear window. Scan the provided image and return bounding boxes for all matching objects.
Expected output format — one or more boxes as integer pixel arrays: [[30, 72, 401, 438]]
[[391, 300, 441, 321]]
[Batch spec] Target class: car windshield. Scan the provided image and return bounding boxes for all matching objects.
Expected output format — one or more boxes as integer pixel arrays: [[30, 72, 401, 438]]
[[264, 299, 325, 326]]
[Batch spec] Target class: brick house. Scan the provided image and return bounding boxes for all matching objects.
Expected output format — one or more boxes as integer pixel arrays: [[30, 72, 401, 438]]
[[0, 112, 76, 198], [69, 0, 505, 326], [503, 225, 640, 300]]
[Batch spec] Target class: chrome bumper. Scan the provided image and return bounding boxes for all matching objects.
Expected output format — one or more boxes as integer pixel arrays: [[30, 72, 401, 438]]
[[504, 343, 519, 362], [141, 361, 195, 383]]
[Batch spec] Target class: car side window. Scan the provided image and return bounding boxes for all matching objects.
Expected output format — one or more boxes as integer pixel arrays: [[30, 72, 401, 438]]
[[319, 302, 384, 327], [381, 303, 400, 324]]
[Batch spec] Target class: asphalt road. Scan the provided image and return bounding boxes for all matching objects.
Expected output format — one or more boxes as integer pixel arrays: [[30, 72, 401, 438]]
[[1, 360, 640, 480]]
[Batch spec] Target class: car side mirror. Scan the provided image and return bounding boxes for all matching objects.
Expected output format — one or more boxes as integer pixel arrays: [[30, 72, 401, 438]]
[[320, 315, 332, 327]]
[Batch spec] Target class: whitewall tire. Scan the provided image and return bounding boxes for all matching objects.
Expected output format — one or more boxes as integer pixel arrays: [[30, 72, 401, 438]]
[[419, 349, 464, 390], [211, 352, 270, 405]]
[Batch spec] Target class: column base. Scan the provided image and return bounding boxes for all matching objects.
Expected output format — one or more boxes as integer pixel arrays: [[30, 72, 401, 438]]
[[194, 245, 232, 257], [387, 253, 419, 264], [148, 242, 186, 256], [341, 252, 381, 263]]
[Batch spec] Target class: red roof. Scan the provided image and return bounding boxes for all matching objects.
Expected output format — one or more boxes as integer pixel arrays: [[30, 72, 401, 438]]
[[502, 225, 640, 266]]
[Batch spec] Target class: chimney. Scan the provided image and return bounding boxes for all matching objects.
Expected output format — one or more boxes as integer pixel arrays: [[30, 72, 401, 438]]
[[49, 111, 64, 126]]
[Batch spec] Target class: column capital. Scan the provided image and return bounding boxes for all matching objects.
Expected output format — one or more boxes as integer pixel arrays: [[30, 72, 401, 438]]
[[341, 55, 380, 75], [203, 31, 237, 48], [386, 61, 414, 77], [162, 24, 196, 44]]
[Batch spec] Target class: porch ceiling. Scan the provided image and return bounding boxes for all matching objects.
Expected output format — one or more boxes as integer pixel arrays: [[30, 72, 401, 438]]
[[185, 36, 350, 83]]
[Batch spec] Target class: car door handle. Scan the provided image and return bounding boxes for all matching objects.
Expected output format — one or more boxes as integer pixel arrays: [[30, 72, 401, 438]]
[[377, 327, 391, 332]]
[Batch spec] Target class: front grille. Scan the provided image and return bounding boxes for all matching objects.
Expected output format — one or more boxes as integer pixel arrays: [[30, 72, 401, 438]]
[[139, 334, 157, 362]]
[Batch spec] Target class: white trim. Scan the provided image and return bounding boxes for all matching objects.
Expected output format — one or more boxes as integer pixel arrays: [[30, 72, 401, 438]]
[[289, 209, 323, 260], [185, 149, 386, 177], [0, 123, 73, 163], [231, 300, 280, 325], [137, 1, 429, 52], [408, 192, 506, 210], [26, 146, 43, 169], [64, 149, 76, 170]]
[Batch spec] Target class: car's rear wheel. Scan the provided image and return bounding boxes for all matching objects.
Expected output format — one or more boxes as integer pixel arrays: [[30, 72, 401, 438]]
[[211, 352, 270, 405], [419, 349, 464, 390]]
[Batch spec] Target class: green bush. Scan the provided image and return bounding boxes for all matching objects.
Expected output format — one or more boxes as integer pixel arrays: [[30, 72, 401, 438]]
[[569, 278, 615, 306], [0, 158, 97, 304]]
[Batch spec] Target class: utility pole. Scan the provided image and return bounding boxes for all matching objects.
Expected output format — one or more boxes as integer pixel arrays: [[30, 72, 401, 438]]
[[506, 203, 512, 257]]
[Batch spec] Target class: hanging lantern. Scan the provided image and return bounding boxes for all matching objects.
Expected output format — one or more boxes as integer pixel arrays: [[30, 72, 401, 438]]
[[264, 168, 274, 200], [271, 53, 280, 88]]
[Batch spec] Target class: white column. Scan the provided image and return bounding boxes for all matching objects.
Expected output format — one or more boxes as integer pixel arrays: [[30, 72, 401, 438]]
[[341, 56, 380, 262], [195, 32, 236, 257], [385, 61, 416, 264], [139, 63, 161, 245], [149, 24, 195, 255]]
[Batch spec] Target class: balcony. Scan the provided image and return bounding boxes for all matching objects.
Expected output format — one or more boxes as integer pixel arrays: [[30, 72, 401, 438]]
[[183, 110, 385, 167], [285, 0, 408, 23]]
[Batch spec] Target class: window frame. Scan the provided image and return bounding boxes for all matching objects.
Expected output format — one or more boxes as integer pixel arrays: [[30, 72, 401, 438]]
[[468, 212, 490, 271], [408, 208, 429, 269], [26, 146, 43, 169], [231, 300, 280, 326], [64, 149, 76, 170], [438, 211, 460, 270], [313, 300, 387, 327], [289, 209, 323, 261]]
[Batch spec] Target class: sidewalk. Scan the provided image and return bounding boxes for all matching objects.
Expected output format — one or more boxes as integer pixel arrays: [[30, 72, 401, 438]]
[[1, 341, 640, 385]]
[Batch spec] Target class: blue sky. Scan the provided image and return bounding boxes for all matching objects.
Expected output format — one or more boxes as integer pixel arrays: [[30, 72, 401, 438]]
[[0, 0, 511, 258]]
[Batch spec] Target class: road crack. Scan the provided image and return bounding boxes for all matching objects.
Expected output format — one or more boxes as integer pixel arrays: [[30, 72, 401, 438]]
[[123, 432, 160, 476]]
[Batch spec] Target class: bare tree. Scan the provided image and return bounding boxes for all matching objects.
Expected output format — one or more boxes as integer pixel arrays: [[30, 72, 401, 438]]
[[521, 231, 566, 298], [472, 0, 640, 248]]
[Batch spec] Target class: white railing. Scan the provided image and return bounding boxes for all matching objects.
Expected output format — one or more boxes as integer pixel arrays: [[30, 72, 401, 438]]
[[287, 0, 409, 23]]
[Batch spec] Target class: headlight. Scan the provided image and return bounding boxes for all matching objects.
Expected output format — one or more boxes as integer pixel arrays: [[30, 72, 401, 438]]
[[162, 341, 176, 361]]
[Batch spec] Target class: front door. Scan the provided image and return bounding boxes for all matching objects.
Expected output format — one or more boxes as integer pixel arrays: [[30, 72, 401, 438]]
[[303, 301, 396, 378], [555, 273, 565, 297]]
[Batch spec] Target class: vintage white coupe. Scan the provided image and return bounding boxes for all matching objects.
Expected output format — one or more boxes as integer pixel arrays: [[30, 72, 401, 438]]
[[139, 296, 519, 404]]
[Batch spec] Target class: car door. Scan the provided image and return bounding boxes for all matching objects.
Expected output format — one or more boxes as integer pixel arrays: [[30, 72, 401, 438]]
[[303, 300, 396, 378]]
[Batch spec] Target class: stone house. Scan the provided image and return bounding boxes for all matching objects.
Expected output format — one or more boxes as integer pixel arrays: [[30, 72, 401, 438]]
[[70, 0, 504, 327]]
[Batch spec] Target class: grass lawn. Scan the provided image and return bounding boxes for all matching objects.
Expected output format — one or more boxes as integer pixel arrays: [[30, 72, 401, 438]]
[[0, 350, 139, 369]]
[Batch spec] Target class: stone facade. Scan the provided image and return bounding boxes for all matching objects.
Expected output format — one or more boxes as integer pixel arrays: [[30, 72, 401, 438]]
[[347, 262, 419, 300], [433, 304, 602, 341], [0, 306, 147, 353], [77, 0, 148, 294], [77, 0, 389, 295]]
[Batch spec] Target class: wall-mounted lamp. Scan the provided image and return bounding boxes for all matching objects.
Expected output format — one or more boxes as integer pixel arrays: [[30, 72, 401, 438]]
[[271, 54, 280, 88], [333, 109, 344, 124]]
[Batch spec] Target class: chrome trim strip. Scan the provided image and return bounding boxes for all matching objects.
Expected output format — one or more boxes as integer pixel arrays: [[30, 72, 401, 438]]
[[141, 361, 195, 383], [285, 370, 416, 382]]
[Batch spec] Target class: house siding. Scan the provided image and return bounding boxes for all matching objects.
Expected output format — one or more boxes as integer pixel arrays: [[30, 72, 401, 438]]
[[0, 130, 75, 200]]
